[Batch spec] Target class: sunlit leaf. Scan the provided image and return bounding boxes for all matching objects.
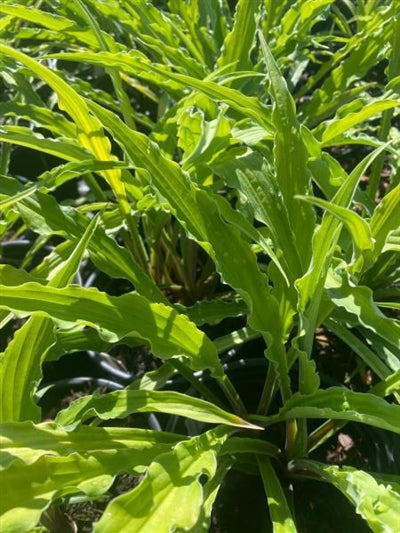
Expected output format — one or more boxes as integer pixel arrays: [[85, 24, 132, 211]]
[[94, 426, 231, 533], [0, 281, 223, 377], [0, 421, 181, 533], [55, 389, 260, 430], [258, 455, 297, 533], [263, 387, 400, 434]]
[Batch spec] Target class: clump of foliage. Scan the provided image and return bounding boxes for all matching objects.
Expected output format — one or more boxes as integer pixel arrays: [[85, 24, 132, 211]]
[[0, 0, 399, 531]]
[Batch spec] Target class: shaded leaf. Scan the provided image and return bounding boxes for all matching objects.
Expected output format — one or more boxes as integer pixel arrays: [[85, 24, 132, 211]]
[[292, 460, 400, 533]]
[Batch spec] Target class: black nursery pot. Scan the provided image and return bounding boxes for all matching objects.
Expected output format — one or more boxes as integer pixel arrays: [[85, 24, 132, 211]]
[[202, 345, 398, 533], [207, 360, 379, 533]]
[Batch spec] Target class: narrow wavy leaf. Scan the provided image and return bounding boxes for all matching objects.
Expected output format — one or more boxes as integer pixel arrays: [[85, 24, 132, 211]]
[[0, 421, 180, 533], [258, 455, 297, 533], [326, 271, 400, 351], [0, 43, 126, 207], [292, 460, 400, 533], [320, 100, 400, 144], [0, 281, 223, 377], [264, 387, 400, 434], [370, 183, 400, 260], [0, 216, 98, 422], [55, 389, 259, 430], [94, 426, 231, 533]]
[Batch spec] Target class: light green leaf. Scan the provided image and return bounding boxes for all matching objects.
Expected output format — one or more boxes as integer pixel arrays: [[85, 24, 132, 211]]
[[86, 102, 289, 394], [47, 49, 273, 130], [298, 8, 392, 124], [94, 426, 231, 533], [178, 105, 236, 177], [55, 389, 260, 430], [0, 43, 126, 208], [297, 194, 374, 258], [326, 271, 400, 351], [190, 457, 233, 533], [0, 101, 76, 137], [296, 145, 388, 353], [0, 215, 98, 423], [297, 144, 388, 311], [217, 0, 261, 73], [259, 31, 314, 270], [370, 183, 400, 260], [0, 281, 223, 377], [292, 460, 400, 533], [370, 370, 400, 398], [0, 4, 100, 48], [258, 455, 297, 533], [0, 178, 166, 303], [320, 100, 400, 144], [0, 265, 44, 286], [212, 150, 301, 291], [0, 421, 181, 533], [0, 160, 126, 211], [263, 387, 400, 434], [0, 319, 56, 423], [0, 125, 89, 161], [0, 420, 182, 470]]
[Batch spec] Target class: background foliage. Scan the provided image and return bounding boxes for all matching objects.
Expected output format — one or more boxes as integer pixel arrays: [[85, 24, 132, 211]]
[[0, 0, 399, 531]]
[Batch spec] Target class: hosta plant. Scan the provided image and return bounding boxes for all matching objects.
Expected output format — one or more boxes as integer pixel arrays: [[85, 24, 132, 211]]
[[1, 0, 400, 531]]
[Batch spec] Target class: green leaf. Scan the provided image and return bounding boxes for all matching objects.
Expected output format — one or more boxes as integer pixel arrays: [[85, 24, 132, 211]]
[[298, 8, 393, 124], [220, 437, 281, 458], [296, 144, 388, 353], [190, 457, 233, 533], [370, 369, 400, 398], [369, 183, 400, 261], [0, 420, 182, 469], [263, 387, 400, 434], [220, 151, 302, 281], [176, 297, 248, 326], [0, 178, 166, 303], [297, 144, 388, 312], [23, 193, 167, 303], [0, 101, 76, 137], [87, 100, 291, 397], [258, 456, 297, 533], [297, 194, 374, 265], [320, 100, 400, 144], [324, 317, 392, 379], [326, 271, 400, 351], [48, 49, 273, 130], [0, 125, 89, 161], [292, 460, 400, 533], [55, 389, 260, 430], [0, 4, 100, 48], [0, 281, 223, 377], [0, 159, 126, 211], [0, 421, 181, 533], [0, 215, 98, 422], [94, 426, 231, 533], [259, 31, 314, 270], [0, 319, 55, 423], [217, 0, 261, 73], [0, 43, 127, 207]]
